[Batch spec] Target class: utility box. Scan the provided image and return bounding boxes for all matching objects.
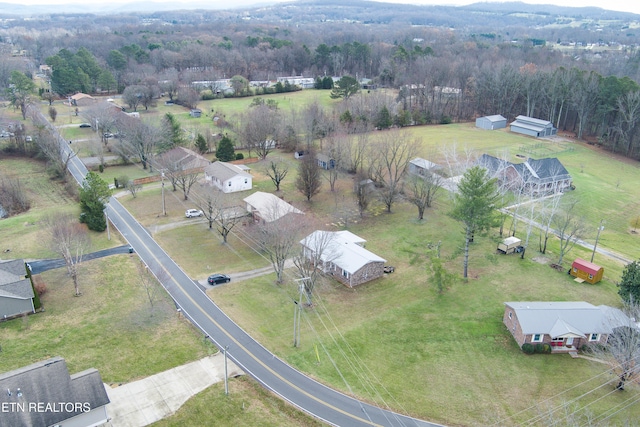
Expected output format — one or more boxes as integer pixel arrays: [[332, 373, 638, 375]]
[[498, 237, 522, 254]]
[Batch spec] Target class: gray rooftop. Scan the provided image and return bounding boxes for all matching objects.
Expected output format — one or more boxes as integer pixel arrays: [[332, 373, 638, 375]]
[[505, 301, 630, 338], [0, 356, 110, 426], [205, 161, 251, 182], [0, 259, 34, 300]]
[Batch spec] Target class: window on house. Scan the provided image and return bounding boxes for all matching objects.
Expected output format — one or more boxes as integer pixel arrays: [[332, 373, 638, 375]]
[[342, 270, 349, 278], [244, 179, 248, 184], [508, 312, 512, 319], [532, 334, 543, 342], [228, 182, 231, 186], [588, 274, 593, 279], [589, 333, 599, 341], [573, 267, 578, 273]]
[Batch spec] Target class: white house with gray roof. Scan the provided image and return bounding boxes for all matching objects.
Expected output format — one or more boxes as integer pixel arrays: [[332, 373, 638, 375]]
[[503, 301, 631, 353], [0, 259, 36, 320], [408, 157, 442, 177], [243, 191, 303, 223], [0, 356, 110, 427], [300, 230, 386, 288], [205, 161, 252, 193]]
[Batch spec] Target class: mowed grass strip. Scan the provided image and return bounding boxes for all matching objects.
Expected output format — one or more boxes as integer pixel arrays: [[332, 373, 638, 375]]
[[151, 376, 324, 427]]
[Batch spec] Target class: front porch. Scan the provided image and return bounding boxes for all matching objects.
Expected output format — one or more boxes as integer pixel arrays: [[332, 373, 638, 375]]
[[550, 336, 582, 353]]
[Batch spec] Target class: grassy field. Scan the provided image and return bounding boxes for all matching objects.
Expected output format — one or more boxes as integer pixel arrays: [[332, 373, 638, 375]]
[[151, 376, 323, 427], [0, 254, 213, 382]]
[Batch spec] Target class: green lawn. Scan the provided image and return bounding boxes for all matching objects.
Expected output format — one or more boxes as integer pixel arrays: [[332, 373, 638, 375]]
[[209, 200, 634, 426], [0, 255, 213, 383], [151, 376, 323, 427]]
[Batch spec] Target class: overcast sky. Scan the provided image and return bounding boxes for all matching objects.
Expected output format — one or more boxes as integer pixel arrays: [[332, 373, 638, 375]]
[[9, 0, 640, 15]]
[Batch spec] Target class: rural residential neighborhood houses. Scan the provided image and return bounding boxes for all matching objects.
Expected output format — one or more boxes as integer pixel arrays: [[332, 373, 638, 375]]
[[204, 161, 253, 193], [0, 357, 110, 427], [477, 154, 573, 194], [153, 146, 210, 173], [503, 302, 630, 352], [408, 157, 442, 177], [3, 1, 640, 426], [300, 230, 387, 287], [243, 191, 303, 223], [0, 259, 36, 319]]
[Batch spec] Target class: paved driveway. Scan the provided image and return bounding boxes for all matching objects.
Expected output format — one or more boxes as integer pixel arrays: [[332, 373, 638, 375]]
[[104, 354, 242, 427]]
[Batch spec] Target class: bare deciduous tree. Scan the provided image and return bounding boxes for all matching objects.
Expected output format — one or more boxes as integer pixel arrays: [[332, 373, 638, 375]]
[[0, 175, 30, 216], [553, 197, 586, 264], [294, 230, 340, 304], [114, 118, 160, 170], [239, 104, 280, 160], [45, 213, 90, 296], [539, 193, 563, 254], [255, 202, 306, 284], [587, 301, 640, 391], [136, 260, 162, 314], [81, 102, 119, 145], [126, 180, 142, 198], [353, 173, 375, 218], [192, 186, 243, 243], [406, 172, 444, 220], [265, 159, 289, 192], [176, 171, 200, 201], [296, 149, 322, 201], [31, 124, 77, 180], [368, 129, 418, 212]]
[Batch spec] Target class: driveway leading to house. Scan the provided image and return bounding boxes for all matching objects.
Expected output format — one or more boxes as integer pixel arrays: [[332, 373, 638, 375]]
[[28, 245, 133, 274]]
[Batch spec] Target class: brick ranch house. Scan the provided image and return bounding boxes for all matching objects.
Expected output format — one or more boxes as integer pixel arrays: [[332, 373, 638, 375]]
[[300, 230, 386, 288], [503, 301, 631, 353]]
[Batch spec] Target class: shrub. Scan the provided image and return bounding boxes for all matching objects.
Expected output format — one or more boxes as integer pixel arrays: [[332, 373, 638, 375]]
[[522, 343, 535, 354], [33, 280, 47, 296], [117, 175, 129, 189], [235, 153, 244, 160], [98, 164, 104, 173], [542, 343, 552, 354], [534, 343, 545, 354]]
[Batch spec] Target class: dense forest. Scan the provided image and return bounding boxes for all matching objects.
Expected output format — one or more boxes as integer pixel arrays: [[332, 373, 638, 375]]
[[2, 0, 640, 158]]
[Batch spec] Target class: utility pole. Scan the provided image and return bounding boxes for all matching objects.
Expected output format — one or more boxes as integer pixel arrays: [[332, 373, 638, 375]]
[[161, 171, 166, 216], [223, 345, 229, 395], [591, 219, 604, 263], [105, 207, 110, 240], [293, 278, 308, 347]]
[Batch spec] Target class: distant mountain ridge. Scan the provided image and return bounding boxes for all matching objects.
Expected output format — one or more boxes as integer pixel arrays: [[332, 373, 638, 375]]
[[0, 0, 636, 19]]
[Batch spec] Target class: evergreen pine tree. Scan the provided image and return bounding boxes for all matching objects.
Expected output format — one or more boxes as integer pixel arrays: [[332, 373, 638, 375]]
[[216, 134, 236, 162]]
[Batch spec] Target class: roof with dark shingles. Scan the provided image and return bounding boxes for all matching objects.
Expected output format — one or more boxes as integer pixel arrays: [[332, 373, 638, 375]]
[[0, 260, 33, 299], [0, 357, 110, 427], [478, 154, 571, 184]]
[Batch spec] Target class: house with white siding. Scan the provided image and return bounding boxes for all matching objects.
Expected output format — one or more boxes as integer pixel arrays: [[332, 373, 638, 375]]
[[205, 162, 252, 193]]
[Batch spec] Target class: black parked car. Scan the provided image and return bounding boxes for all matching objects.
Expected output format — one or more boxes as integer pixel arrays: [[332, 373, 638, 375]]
[[207, 274, 231, 285]]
